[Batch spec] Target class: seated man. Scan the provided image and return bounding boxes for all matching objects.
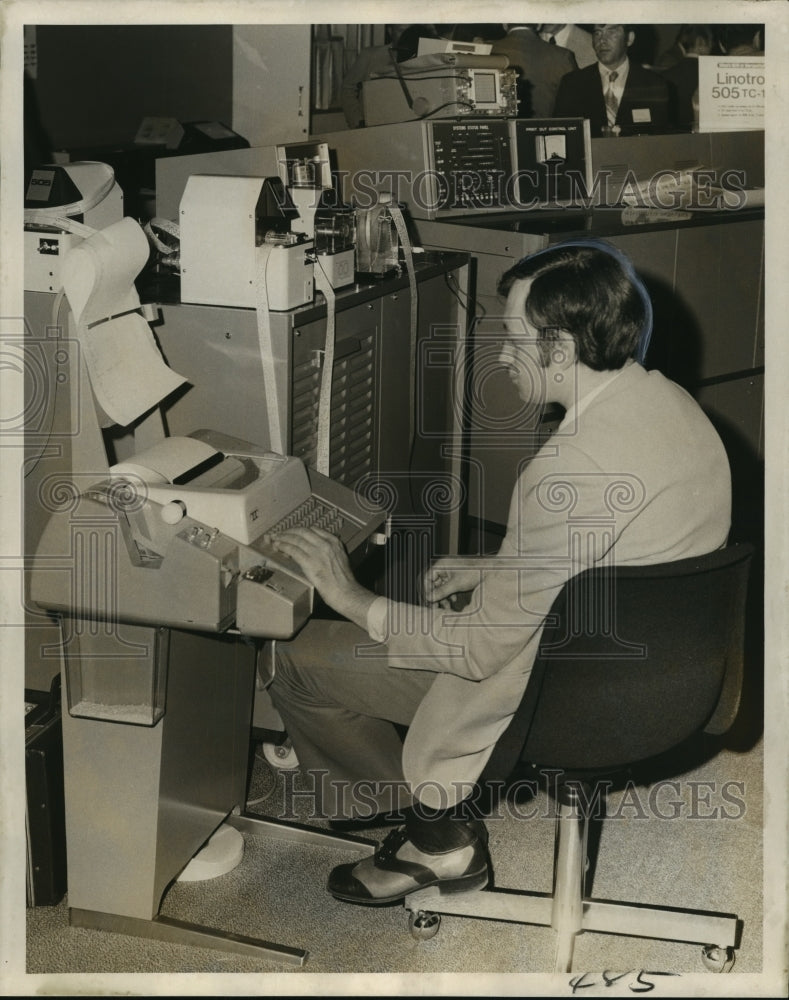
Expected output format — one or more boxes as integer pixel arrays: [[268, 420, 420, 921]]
[[553, 24, 671, 136], [268, 241, 731, 906]]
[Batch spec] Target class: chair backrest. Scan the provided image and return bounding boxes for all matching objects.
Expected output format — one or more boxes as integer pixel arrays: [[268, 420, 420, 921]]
[[484, 544, 754, 780]]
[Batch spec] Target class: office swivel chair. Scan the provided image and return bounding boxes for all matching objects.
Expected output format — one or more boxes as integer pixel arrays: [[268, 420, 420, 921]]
[[404, 543, 754, 973]]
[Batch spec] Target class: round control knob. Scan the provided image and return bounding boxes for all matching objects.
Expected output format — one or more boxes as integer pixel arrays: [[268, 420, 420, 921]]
[[160, 500, 187, 524]]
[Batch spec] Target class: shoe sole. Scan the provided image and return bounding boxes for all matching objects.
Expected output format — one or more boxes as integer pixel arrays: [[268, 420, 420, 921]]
[[329, 866, 490, 907]]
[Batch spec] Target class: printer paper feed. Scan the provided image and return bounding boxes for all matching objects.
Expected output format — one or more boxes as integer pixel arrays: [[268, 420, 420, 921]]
[[80, 311, 187, 428], [62, 216, 151, 327]]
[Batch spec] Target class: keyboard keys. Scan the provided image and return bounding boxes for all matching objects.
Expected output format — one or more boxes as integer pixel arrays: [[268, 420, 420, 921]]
[[265, 498, 345, 541]]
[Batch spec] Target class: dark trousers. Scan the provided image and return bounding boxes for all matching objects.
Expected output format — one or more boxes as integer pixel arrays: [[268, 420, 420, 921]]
[[269, 617, 437, 820]]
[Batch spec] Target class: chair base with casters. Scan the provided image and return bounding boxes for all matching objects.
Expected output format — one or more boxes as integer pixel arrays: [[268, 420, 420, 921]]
[[404, 778, 740, 973], [403, 544, 753, 974]]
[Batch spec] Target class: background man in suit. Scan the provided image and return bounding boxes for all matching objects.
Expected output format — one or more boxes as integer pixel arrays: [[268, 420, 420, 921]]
[[490, 23, 577, 117], [267, 242, 731, 907], [538, 23, 597, 68], [660, 25, 716, 131], [553, 23, 670, 136]]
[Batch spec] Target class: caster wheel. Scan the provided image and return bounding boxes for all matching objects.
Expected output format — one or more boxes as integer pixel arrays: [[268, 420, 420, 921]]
[[409, 909, 441, 941], [262, 739, 299, 770], [701, 944, 735, 972]]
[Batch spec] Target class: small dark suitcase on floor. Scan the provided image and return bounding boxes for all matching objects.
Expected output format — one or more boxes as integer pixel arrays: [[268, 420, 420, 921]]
[[25, 675, 67, 906]]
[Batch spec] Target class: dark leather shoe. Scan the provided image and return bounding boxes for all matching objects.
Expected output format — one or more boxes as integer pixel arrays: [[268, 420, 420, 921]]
[[465, 817, 489, 847], [329, 812, 489, 846], [328, 811, 408, 834], [330, 815, 489, 845], [327, 826, 491, 905]]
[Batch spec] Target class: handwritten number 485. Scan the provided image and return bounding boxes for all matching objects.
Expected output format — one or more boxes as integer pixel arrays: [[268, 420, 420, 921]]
[[569, 970, 680, 994]]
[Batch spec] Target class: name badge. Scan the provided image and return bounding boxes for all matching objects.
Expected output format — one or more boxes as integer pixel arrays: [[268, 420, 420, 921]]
[[632, 107, 652, 123]]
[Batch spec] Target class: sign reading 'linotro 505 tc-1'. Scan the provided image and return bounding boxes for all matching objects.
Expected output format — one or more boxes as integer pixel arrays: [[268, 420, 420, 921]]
[[697, 56, 765, 131]]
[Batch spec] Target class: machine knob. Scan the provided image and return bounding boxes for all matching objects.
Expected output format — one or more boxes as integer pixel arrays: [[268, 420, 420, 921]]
[[161, 500, 187, 524]]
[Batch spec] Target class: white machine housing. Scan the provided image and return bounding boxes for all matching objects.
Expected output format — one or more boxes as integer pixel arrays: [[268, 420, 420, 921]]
[[24, 162, 124, 292], [32, 428, 387, 641], [179, 174, 315, 310], [111, 437, 314, 547]]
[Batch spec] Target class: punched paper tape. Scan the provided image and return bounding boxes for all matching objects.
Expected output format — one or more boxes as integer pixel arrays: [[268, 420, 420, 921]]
[[312, 260, 337, 477], [389, 205, 418, 450], [254, 243, 286, 454]]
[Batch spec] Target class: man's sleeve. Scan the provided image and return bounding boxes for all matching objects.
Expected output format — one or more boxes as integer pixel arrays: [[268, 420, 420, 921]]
[[366, 595, 390, 643], [376, 445, 618, 681], [552, 71, 577, 117]]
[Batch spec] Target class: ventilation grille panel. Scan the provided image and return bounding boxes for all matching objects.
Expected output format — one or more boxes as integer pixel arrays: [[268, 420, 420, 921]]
[[291, 333, 375, 486]]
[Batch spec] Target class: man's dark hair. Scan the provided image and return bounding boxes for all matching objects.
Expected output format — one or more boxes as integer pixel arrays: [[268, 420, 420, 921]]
[[497, 243, 649, 370], [718, 23, 764, 53], [676, 24, 716, 52], [592, 23, 636, 35]]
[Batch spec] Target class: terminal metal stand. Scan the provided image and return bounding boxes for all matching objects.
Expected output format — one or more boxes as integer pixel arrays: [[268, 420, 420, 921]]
[[57, 622, 374, 965], [70, 814, 375, 966]]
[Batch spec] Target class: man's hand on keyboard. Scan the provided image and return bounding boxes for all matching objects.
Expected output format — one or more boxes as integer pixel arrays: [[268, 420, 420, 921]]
[[271, 526, 377, 631]]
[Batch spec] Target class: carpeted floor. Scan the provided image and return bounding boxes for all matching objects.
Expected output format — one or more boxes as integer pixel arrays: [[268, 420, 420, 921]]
[[17, 728, 776, 995]]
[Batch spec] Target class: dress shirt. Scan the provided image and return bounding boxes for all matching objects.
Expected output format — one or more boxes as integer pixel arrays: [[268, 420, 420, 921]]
[[598, 57, 629, 113]]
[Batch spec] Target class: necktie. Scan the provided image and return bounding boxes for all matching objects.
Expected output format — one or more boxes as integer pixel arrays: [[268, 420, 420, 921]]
[[548, 35, 556, 44], [605, 70, 619, 125]]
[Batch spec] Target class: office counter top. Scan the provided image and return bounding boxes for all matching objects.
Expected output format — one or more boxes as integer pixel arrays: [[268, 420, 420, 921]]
[[426, 204, 765, 239], [138, 250, 471, 321]]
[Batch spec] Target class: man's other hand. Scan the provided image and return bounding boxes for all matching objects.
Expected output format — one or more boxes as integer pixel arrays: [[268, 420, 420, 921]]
[[422, 558, 482, 608]]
